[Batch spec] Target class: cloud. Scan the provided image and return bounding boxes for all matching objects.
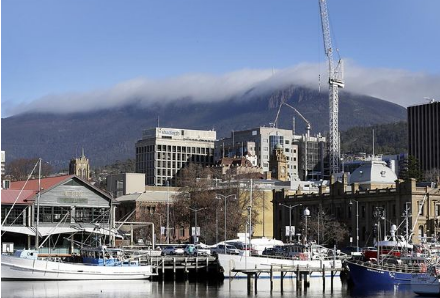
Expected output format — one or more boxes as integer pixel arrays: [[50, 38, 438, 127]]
[[5, 62, 440, 116]]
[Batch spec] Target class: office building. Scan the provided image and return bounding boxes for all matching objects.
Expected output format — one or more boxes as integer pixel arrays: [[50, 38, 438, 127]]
[[408, 101, 440, 173], [136, 127, 216, 186]]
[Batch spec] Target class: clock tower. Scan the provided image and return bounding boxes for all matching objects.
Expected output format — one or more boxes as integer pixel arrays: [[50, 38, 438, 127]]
[[269, 144, 288, 181]]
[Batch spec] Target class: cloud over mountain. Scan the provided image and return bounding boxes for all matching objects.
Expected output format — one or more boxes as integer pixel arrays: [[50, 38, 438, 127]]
[[5, 62, 440, 116]]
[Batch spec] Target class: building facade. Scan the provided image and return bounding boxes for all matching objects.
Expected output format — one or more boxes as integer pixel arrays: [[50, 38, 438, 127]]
[[214, 127, 299, 180], [1, 175, 114, 253], [135, 127, 216, 186], [408, 101, 440, 173], [274, 175, 440, 247]]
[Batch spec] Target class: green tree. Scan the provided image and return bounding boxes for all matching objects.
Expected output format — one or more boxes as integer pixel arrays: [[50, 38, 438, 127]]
[[400, 155, 423, 181]]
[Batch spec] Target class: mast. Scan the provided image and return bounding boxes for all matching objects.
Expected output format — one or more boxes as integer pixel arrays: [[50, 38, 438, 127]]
[[35, 158, 42, 249]]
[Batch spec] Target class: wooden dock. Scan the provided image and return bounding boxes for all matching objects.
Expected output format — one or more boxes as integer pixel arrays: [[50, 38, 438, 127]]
[[231, 264, 344, 294], [149, 255, 223, 280]]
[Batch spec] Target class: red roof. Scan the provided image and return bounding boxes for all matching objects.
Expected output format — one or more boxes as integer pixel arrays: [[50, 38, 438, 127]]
[[9, 175, 74, 191], [1, 189, 37, 205]]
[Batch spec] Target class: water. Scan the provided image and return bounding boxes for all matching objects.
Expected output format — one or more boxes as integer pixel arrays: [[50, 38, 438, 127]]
[[1, 278, 416, 298]]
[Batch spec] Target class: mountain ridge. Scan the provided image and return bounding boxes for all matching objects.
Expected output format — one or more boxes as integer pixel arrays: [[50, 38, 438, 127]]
[[1, 85, 407, 170]]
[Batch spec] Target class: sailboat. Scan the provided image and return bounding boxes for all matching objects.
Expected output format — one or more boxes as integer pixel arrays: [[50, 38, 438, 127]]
[[1, 159, 157, 280]]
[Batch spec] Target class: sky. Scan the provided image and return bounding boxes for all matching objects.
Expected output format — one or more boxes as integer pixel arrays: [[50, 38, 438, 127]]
[[2, 0, 440, 117]]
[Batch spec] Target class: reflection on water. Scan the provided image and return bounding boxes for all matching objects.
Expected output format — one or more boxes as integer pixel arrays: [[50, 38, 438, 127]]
[[1, 278, 416, 298]]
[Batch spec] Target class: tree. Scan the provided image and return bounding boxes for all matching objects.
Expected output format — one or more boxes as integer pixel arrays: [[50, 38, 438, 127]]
[[6, 158, 53, 181], [399, 155, 423, 181], [302, 210, 348, 246]]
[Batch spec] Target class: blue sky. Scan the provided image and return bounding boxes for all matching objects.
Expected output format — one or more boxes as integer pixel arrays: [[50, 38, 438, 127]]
[[2, 0, 440, 116]]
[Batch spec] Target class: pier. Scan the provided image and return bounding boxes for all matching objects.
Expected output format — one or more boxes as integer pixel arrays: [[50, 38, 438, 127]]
[[149, 255, 223, 280], [231, 264, 344, 294]]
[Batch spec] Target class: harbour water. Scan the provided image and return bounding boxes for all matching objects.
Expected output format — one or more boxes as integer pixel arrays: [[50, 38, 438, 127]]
[[1, 277, 416, 298]]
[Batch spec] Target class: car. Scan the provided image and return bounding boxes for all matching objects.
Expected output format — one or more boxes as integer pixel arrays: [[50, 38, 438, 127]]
[[184, 244, 211, 256], [211, 244, 240, 255], [161, 245, 185, 256], [194, 244, 211, 256]]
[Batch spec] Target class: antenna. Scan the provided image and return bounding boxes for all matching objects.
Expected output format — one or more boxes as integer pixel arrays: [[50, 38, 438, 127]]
[[372, 129, 375, 157]]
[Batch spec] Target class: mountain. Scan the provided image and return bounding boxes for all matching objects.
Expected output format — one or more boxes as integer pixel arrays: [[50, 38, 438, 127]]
[[1, 85, 406, 170]]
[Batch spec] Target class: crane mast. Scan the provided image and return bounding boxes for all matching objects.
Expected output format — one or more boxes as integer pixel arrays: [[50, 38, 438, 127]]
[[319, 0, 344, 175]]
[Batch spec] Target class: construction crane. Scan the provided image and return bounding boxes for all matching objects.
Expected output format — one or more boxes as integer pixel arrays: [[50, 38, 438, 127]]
[[273, 99, 312, 180], [318, 0, 344, 175]]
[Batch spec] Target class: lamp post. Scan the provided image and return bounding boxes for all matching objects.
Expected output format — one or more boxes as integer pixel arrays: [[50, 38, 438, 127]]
[[303, 207, 310, 244], [349, 199, 359, 252], [188, 207, 206, 244], [279, 203, 302, 243], [216, 194, 237, 254]]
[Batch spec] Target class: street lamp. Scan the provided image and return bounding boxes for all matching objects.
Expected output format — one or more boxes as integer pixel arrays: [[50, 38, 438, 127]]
[[349, 199, 359, 252], [215, 194, 237, 254], [303, 207, 310, 244], [279, 203, 302, 242], [188, 207, 206, 244]]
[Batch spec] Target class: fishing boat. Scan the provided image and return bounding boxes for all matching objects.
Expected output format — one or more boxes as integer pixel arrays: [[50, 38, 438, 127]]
[[411, 263, 440, 295], [1, 246, 157, 280], [346, 222, 425, 287]]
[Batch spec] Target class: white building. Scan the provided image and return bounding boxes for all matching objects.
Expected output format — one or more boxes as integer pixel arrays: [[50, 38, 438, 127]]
[[135, 127, 216, 186]]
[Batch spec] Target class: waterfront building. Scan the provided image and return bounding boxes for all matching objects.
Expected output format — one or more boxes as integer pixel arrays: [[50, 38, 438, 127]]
[[274, 160, 440, 246], [115, 186, 186, 244], [69, 148, 90, 181], [135, 127, 216, 186], [1, 175, 114, 253], [408, 101, 440, 173]]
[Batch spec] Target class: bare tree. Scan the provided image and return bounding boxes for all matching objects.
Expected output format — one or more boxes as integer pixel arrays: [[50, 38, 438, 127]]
[[302, 211, 348, 246], [6, 158, 53, 181], [425, 168, 440, 183]]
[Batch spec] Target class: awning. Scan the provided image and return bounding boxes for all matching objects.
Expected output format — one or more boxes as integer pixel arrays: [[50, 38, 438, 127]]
[[1, 226, 36, 236], [35, 227, 80, 237], [2, 225, 122, 238]]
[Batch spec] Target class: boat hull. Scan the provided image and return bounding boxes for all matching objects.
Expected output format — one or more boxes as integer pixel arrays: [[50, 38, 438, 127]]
[[217, 254, 342, 279], [1, 255, 155, 280], [411, 273, 440, 295], [347, 260, 414, 287]]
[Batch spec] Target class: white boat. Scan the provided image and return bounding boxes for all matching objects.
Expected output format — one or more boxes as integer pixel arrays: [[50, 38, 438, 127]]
[[411, 264, 440, 295], [217, 253, 342, 278], [1, 249, 156, 280]]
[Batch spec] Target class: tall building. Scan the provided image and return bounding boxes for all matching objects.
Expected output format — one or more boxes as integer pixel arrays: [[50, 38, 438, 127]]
[[69, 148, 90, 180], [214, 127, 299, 180], [408, 101, 440, 173], [135, 127, 216, 186], [293, 134, 327, 180]]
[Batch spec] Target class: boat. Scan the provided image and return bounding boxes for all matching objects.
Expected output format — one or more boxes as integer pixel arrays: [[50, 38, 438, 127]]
[[215, 239, 344, 278], [218, 253, 343, 278], [346, 223, 425, 287], [1, 247, 157, 280], [411, 263, 440, 295]]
